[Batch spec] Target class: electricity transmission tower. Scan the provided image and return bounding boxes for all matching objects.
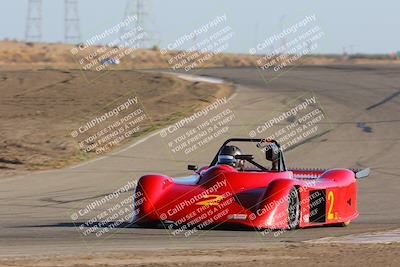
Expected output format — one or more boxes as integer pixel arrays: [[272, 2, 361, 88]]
[[64, 0, 81, 44], [121, 0, 158, 48], [25, 0, 42, 42]]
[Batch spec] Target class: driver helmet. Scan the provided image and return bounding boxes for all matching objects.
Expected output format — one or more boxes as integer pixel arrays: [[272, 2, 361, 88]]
[[217, 145, 244, 168]]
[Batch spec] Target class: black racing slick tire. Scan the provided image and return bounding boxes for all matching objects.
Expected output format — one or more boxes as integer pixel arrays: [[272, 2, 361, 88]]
[[135, 220, 160, 228], [287, 187, 300, 229]]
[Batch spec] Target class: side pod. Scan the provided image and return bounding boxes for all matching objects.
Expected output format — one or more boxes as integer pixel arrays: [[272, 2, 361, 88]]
[[253, 179, 297, 229]]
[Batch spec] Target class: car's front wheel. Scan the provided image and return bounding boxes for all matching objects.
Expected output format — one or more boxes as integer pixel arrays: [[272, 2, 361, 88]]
[[287, 187, 300, 229]]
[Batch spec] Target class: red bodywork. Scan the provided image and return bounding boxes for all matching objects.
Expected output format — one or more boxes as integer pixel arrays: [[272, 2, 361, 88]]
[[133, 164, 359, 229]]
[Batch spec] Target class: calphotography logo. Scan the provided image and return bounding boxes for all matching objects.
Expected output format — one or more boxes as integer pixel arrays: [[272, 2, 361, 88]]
[[70, 15, 147, 80], [161, 14, 236, 72], [70, 96, 150, 155], [248, 93, 333, 151], [159, 96, 238, 159]]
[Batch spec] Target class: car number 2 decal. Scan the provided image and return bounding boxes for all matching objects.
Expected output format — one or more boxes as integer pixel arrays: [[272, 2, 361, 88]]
[[196, 195, 224, 206], [327, 191, 340, 220], [327, 191, 335, 220]]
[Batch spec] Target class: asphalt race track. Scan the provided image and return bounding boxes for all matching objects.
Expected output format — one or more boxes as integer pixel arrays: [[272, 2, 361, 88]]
[[0, 65, 399, 256]]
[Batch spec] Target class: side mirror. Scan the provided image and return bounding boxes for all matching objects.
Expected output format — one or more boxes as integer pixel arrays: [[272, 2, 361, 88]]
[[265, 143, 280, 162], [187, 164, 198, 171]]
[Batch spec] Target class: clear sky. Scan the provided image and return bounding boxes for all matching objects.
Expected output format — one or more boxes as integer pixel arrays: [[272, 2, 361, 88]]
[[1, 0, 399, 54]]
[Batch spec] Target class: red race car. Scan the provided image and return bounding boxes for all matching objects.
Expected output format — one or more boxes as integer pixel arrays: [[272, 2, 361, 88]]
[[132, 138, 369, 230]]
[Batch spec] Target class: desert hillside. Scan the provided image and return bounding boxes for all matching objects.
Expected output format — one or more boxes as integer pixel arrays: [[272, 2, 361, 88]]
[[1, 40, 399, 70], [0, 69, 231, 177]]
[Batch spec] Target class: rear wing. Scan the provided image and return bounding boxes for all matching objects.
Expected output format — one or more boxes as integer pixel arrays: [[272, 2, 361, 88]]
[[353, 168, 370, 179], [289, 167, 370, 179]]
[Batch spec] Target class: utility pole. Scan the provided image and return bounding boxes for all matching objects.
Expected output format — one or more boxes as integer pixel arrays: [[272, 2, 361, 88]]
[[25, 0, 42, 42], [64, 0, 81, 44], [279, 15, 287, 55], [121, 0, 158, 48]]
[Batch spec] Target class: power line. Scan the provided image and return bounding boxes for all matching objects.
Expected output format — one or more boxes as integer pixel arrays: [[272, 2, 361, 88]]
[[64, 0, 81, 44], [121, 0, 158, 48], [25, 0, 42, 42]]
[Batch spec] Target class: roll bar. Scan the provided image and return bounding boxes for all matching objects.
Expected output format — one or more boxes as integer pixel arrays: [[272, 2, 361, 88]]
[[210, 138, 287, 172]]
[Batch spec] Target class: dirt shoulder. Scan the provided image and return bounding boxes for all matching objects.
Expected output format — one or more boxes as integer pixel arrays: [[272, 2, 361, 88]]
[[0, 69, 232, 177], [0, 243, 398, 267]]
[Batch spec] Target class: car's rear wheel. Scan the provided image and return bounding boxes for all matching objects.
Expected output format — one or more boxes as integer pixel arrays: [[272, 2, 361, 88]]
[[135, 220, 160, 228], [133, 215, 160, 228], [340, 221, 351, 227], [287, 187, 300, 229]]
